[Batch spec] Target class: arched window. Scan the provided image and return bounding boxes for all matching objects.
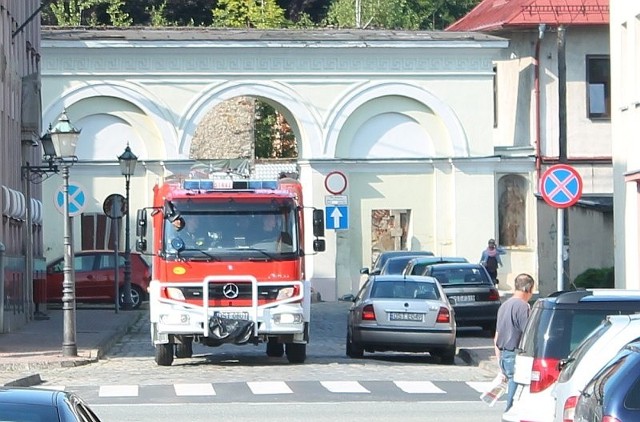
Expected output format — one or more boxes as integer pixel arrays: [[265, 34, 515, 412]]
[[498, 175, 527, 246]]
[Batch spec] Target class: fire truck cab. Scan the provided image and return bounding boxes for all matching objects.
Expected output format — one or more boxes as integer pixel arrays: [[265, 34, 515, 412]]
[[136, 177, 325, 366]]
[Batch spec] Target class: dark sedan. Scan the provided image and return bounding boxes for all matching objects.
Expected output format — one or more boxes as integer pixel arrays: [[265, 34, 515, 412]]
[[0, 387, 102, 421], [346, 274, 457, 364], [422, 262, 500, 334]]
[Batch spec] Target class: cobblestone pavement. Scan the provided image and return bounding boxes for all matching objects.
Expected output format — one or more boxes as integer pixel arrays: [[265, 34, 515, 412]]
[[34, 301, 497, 387]]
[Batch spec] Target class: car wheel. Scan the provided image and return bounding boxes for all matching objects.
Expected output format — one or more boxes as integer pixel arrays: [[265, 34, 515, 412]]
[[119, 285, 144, 310], [155, 343, 174, 366], [266, 338, 284, 357], [346, 330, 364, 358], [175, 337, 193, 358], [439, 343, 456, 365], [285, 343, 306, 364]]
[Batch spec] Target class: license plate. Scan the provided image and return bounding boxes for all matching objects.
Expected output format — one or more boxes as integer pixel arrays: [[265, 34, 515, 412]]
[[215, 311, 250, 320], [451, 295, 475, 303], [389, 312, 423, 321]]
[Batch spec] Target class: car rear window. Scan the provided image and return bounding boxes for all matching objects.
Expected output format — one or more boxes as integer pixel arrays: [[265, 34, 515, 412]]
[[521, 305, 640, 359], [431, 268, 491, 285], [371, 280, 440, 300], [0, 403, 59, 421], [558, 319, 613, 381]]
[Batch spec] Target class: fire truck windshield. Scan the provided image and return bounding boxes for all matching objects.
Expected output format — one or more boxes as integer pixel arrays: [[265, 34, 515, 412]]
[[163, 202, 298, 259]]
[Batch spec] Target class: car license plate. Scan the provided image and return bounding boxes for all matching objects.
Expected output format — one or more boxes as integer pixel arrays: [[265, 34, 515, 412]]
[[215, 311, 250, 320], [451, 295, 475, 303], [389, 312, 423, 321]]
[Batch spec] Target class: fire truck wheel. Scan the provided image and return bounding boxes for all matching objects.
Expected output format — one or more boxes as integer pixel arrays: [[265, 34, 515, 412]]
[[266, 338, 284, 357], [175, 338, 193, 358], [285, 343, 306, 364], [155, 343, 174, 366]]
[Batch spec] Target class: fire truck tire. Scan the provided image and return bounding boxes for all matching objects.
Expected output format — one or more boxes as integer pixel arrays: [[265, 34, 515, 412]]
[[266, 338, 284, 357], [285, 343, 306, 364], [155, 343, 174, 366], [175, 338, 193, 358]]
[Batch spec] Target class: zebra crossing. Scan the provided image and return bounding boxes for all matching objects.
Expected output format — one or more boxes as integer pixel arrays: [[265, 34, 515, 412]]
[[35, 380, 498, 404]]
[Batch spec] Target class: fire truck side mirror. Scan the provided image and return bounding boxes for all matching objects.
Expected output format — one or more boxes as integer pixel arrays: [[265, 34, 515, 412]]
[[312, 209, 325, 238], [136, 209, 147, 237], [313, 238, 326, 252]]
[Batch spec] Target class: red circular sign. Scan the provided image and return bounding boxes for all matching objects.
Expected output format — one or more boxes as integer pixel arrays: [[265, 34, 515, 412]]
[[540, 164, 583, 209], [324, 171, 347, 195]]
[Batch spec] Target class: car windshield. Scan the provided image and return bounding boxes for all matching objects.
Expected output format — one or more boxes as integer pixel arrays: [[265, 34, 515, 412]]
[[371, 280, 440, 300], [0, 403, 59, 421], [163, 199, 298, 260]]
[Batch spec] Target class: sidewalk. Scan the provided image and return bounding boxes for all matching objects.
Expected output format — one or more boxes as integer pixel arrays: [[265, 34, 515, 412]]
[[0, 305, 143, 387]]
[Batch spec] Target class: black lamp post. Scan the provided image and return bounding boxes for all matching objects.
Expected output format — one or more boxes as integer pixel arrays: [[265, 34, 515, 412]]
[[49, 111, 81, 356], [117, 144, 138, 310]]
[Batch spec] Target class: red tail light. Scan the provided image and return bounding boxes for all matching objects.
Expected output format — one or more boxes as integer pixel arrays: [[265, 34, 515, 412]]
[[436, 307, 451, 323], [362, 304, 376, 321], [488, 288, 500, 301], [530, 358, 561, 392], [562, 395, 578, 422], [602, 417, 621, 422]]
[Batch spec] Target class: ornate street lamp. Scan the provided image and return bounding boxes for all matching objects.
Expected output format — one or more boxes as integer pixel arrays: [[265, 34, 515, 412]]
[[49, 111, 80, 357], [117, 144, 138, 310]]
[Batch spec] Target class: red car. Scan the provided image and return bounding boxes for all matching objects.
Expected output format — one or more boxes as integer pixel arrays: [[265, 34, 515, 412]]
[[46, 250, 151, 309]]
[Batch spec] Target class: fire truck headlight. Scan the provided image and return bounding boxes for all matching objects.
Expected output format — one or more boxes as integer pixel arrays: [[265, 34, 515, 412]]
[[166, 287, 185, 300], [160, 313, 190, 325], [276, 287, 295, 300], [273, 313, 303, 324]]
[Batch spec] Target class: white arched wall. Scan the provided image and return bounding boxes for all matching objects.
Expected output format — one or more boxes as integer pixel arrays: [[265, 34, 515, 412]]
[[324, 81, 470, 158], [180, 80, 324, 159], [42, 81, 180, 159]]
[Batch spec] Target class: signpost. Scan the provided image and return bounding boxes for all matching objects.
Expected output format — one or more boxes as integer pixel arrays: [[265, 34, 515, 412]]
[[540, 164, 583, 291], [103, 194, 126, 312]]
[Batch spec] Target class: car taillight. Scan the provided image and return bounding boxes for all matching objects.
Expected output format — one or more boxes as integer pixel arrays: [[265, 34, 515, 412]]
[[362, 304, 376, 321], [488, 288, 500, 301], [530, 358, 561, 393], [436, 307, 450, 323], [562, 395, 578, 422], [602, 417, 621, 422]]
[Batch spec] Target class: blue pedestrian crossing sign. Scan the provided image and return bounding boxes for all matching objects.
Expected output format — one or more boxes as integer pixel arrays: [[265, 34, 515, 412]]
[[325, 195, 349, 230], [54, 183, 87, 217]]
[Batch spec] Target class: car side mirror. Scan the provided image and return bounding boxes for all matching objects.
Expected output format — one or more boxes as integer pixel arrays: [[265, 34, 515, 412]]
[[339, 294, 355, 302], [360, 268, 369, 275]]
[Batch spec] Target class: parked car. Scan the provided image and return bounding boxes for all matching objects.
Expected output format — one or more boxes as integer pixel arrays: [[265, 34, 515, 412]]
[[360, 250, 434, 276], [0, 386, 102, 421], [402, 256, 469, 276], [46, 250, 151, 309], [574, 339, 640, 422], [379, 255, 435, 275], [553, 313, 640, 422], [346, 274, 457, 364], [422, 262, 500, 334], [503, 289, 640, 422]]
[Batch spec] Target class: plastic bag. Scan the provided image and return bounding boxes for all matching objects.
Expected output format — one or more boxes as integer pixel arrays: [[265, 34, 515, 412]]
[[480, 374, 507, 407]]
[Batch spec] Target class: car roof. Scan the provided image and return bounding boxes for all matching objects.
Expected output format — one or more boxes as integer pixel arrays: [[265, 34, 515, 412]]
[[372, 274, 439, 283], [424, 262, 483, 270], [408, 256, 467, 264], [538, 289, 640, 306], [376, 250, 434, 260], [0, 387, 62, 405]]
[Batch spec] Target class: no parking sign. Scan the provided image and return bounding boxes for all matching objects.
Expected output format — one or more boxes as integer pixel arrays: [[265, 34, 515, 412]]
[[540, 164, 583, 208]]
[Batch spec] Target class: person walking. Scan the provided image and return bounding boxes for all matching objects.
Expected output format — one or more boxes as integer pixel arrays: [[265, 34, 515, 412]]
[[480, 238, 506, 284], [494, 273, 535, 413]]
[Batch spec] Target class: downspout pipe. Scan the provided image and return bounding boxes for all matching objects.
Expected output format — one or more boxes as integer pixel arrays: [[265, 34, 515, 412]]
[[535, 23, 546, 186]]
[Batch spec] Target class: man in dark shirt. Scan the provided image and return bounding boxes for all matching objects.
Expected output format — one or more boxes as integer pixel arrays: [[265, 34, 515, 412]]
[[494, 273, 535, 412]]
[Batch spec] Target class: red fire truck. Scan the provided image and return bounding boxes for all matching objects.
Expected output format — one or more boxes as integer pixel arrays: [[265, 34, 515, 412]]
[[135, 176, 325, 366]]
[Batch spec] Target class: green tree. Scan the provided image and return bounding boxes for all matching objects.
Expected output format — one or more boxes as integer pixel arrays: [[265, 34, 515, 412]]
[[324, 0, 420, 29], [106, 0, 133, 26], [148, 1, 171, 26], [213, 0, 287, 29], [254, 102, 296, 159]]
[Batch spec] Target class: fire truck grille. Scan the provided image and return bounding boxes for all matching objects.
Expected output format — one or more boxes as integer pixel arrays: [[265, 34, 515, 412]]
[[179, 284, 282, 300]]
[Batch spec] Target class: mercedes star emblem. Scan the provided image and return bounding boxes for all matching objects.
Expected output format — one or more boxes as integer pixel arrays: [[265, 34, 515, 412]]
[[222, 283, 240, 299]]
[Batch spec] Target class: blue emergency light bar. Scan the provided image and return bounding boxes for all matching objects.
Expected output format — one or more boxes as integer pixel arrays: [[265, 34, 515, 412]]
[[183, 179, 278, 191]]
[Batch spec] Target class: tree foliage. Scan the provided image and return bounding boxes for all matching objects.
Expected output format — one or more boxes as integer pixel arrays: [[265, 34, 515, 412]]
[[212, 0, 287, 29]]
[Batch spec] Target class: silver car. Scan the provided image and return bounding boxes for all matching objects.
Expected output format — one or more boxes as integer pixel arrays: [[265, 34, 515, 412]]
[[346, 274, 457, 364]]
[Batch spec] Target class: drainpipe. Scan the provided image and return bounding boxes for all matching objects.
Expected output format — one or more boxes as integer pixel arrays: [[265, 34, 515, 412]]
[[535, 24, 546, 184], [0, 242, 5, 333]]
